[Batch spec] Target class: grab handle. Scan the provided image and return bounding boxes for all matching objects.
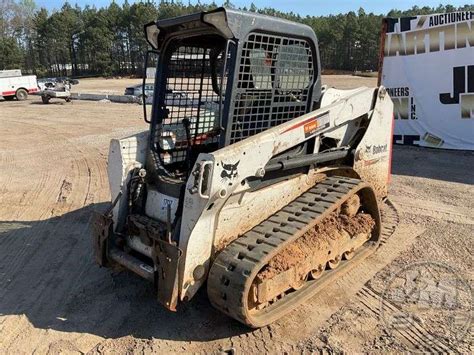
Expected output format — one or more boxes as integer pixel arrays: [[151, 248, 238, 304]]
[[197, 161, 213, 199]]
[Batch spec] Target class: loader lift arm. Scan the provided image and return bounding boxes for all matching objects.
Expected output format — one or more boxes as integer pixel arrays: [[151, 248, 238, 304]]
[[179, 85, 392, 303]]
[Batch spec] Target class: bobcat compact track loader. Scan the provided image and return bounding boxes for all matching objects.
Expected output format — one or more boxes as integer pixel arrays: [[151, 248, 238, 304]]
[[93, 8, 394, 327]]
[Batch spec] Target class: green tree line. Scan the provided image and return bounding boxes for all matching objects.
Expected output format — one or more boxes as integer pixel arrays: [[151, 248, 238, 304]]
[[0, 0, 472, 77]]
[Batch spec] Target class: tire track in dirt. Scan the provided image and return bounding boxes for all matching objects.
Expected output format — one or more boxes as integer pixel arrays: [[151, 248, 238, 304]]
[[391, 196, 474, 225], [16, 156, 100, 342], [378, 199, 399, 247], [356, 286, 453, 353], [0, 120, 66, 217], [0, 124, 50, 220], [0, 120, 78, 283], [0, 126, 64, 313], [0, 151, 15, 206], [16, 199, 96, 314], [0, 110, 112, 353]]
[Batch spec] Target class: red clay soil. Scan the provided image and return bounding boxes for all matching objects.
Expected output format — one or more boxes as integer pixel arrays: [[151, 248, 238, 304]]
[[258, 212, 375, 280]]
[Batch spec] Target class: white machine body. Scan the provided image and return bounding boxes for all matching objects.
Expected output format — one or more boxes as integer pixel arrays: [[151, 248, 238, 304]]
[[107, 86, 393, 302]]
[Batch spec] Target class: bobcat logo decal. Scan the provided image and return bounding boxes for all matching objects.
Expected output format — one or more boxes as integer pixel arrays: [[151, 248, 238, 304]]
[[221, 160, 240, 181]]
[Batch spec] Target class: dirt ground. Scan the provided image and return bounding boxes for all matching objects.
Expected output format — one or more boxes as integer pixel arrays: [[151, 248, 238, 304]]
[[72, 75, 378, 95], [0, 78, 472, 354]]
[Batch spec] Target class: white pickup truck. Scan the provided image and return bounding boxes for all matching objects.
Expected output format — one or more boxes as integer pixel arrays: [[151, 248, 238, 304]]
[[0, 70, 38, 101]]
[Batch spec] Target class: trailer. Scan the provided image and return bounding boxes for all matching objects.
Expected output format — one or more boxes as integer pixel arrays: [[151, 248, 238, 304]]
[[40, 83, 72, 104], [0, 70, 38, 101]]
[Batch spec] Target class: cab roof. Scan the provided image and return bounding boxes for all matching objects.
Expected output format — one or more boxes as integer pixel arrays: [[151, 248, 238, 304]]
[[146, 7, 318, 50]]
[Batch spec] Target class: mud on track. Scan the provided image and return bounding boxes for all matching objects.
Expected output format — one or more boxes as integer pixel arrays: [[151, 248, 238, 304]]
[[0, 93, 472, 353], [259, 212, 375, 280]]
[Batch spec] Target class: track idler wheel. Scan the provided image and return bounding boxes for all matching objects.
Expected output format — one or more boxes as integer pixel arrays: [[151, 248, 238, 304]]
[[310, 264, 324, 279], [328, 255, 341, 269], [291, 273, 308, 290], [343, 249, 355, 260]]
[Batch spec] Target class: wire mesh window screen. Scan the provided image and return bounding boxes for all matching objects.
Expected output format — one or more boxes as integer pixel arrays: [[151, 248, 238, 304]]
[[230, 33, 314, 144], [154, 39, 227, 165]]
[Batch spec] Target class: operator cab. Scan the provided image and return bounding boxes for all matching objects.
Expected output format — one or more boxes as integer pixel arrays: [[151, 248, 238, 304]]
[[144, 8, 322, 181]]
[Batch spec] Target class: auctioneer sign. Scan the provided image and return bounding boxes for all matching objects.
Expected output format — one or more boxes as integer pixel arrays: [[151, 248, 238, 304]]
[[381, 11, 474, 150]]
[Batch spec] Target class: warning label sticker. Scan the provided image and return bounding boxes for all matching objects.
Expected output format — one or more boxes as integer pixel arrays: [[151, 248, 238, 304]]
[[304, 111, 330, 138]]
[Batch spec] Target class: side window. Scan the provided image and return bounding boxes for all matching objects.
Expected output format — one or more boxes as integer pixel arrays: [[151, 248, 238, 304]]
[[230, 33, 315, 144], [276, 43, 312, 92], [248, 48, 273, 90]]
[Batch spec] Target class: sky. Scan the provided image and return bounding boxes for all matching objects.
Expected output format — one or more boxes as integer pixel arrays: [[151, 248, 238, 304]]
[[34, 0, 471, 16]]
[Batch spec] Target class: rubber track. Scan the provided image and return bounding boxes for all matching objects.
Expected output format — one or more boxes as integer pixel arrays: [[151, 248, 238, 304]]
[[208, 176, 379, 327]]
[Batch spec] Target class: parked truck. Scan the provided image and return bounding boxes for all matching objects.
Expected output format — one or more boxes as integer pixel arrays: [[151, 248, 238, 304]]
[[0, 70, 38, 101]]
